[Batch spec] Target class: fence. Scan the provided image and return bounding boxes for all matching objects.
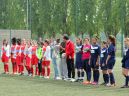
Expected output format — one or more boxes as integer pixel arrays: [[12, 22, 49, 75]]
[[0, 29, 31, 54]]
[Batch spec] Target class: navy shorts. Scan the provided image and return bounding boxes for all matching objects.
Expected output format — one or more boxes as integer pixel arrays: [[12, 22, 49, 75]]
[[107, 60, 115, 69], [100, 64, 107, 70], [75, 61, 83, 69], [82, 59, 91, 72], [75, 53, 82, 69], [122, 59, 129, 69], [90, 58, 99, 69]]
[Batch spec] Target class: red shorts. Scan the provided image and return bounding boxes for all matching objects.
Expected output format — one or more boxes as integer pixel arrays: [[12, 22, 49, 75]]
[[1, 55, 9, 63], [11, 58, 16, 63], [16, 56, 21, 65], [25, 56, 31, 67], [42, 60, 50, 66], [31, 55, 38, 65], [21, 54, 25, 63]]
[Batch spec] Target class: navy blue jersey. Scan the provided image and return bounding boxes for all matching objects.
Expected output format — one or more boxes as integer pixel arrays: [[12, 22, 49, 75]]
[[108, 43, 116, 60], [91, 44, 101, 59], [75, 44, 82, 54], [75, 44, 83, 69], [100, 48, 108, 65], [122, 48, 129, 65]]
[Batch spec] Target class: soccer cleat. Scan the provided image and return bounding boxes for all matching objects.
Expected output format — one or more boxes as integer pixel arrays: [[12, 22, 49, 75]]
[[44, 76, 50, 79], [110, 83, 116, 87], [91, 82, 98, 85], [121, 85, 129, 88], [55, 77, 62, 80], [100, 82, 106, 85], [82, 81, 91, 85], [70, 78, 76, 82], [64, 78, 71, 81], [74, 79, 80, 82], [105, 83, 111, 87]]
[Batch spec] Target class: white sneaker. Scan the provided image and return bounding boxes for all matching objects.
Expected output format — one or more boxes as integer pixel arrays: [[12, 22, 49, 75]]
[[28, 74, 32, 77], [105, 83, 111, 87], [44, 76, 50, 79], [64, 78, 71, 81], [70, 78, 76, 82], [55, 77, 61, 80]]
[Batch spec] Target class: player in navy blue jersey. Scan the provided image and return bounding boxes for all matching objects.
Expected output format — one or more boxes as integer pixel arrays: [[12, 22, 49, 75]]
[[90, 36, 101, 85], [100, 41, 109, 86], [106, 35, 116, 87], [121, 38, 129, 88], [75, 38, 83, 82]]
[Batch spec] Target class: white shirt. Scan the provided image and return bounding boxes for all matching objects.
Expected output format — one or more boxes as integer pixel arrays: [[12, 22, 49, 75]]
[[25, 46, 32, 58], [1, 45, 10, 58], [44, 46, 51, 60]]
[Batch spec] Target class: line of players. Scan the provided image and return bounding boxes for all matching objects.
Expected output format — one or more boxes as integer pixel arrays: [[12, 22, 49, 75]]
[[1, 35, 129, 88], [1, 38, 51, 79]]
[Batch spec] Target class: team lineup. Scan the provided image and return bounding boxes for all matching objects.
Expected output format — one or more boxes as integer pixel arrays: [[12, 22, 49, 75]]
[[1, 34, 129, 88]]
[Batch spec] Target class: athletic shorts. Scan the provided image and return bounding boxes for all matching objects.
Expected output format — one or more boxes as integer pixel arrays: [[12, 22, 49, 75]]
[[21, 54, 25, 63], [100, 64, 108, 70], [16, 56, 21, 65], [1, 55, 9, 63], [107, 60, 115, 69], [122, 59, 129, 69], [31, 55, 38, 65], [90, 58, 99, 69], [42, 60, 51, 66], [25, 56, 31, 67], [11, 58, 16, 63]]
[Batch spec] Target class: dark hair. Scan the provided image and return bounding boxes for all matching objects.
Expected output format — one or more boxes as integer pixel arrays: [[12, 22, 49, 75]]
[[45, 39, 50, 45], [17, 38, 21, 45], [76, 38, 82, 45], [56, 39, 60, 44], [108, 35, 116, 46], [3, 39, 8, 46], [41, 42, 44, 46], [12, 37, 17, 45], [63, 34, 69, 40], [102, 41, 107, 45]]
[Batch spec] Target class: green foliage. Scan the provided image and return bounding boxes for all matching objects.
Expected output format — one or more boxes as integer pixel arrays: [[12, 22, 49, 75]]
[[0, 0, 129, 38]]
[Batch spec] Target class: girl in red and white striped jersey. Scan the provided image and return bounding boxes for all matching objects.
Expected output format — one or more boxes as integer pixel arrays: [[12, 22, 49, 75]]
[[11, 38, 17, 74], [25, 40, 32, 76], [31, 40, 38, 77], [1, 39, 10, 74]]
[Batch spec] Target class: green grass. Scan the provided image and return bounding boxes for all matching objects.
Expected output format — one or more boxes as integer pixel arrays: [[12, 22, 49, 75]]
[[0, 57, 128, 96]]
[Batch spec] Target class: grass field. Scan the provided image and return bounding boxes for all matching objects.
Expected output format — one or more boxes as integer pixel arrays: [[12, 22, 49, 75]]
[[0, 57, 129, 96]]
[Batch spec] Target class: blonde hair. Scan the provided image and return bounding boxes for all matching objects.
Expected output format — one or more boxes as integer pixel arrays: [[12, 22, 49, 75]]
[[125, 38, 129, 42]]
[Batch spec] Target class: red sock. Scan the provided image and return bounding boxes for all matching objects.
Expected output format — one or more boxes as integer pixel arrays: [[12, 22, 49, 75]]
[[42, 67, 45, 76], [19, 65, 22, 73], [26, 66, 31, 74], [14, 64, 17, 73], [6, 64, 9, 72], [35, 67, 38, 75], [47, 67, 50, 77]]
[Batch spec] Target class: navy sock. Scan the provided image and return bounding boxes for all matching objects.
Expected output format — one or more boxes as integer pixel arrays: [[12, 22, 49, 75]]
[[93, 70, 96, 82], [109, 73, 115, 84], [77, 71, 80, 79], [125, 76, 129, 86], [86, 71, 91, 81], [105, 74, 109, 84], [81, 71, 84, 79], [103, 74, 106, 83], [95, 70, 100, 82]]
